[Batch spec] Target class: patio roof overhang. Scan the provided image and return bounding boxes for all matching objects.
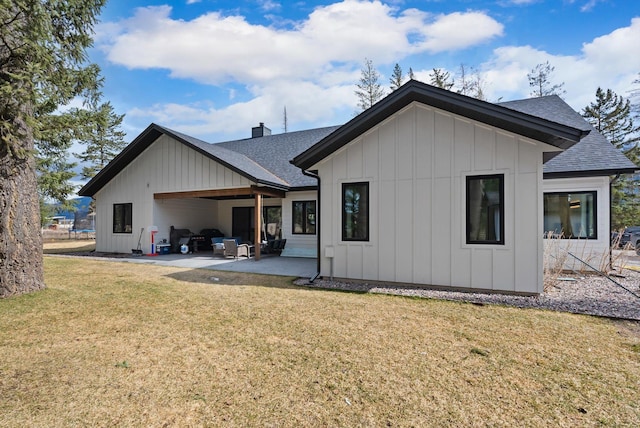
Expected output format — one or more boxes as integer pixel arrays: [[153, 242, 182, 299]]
[[153, 185, 286, 200]]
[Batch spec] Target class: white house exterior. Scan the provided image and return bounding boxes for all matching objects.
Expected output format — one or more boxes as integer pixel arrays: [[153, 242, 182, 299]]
[[292, 83, 590, 295], [500, 95, 636, 272], [81, 124, 338, 258], [80, 81, 636, 294]]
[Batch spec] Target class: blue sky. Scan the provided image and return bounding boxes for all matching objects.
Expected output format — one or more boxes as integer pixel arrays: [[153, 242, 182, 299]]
[[89, 0, 640, 144]]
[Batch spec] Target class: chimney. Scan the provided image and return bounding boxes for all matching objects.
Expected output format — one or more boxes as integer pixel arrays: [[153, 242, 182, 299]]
[[251, 122, 271, 138]]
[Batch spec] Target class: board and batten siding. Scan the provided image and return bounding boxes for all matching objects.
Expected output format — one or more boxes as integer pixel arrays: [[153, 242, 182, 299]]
[[94, 134, 252, 253], [281, 190, 318, 257], [543, 176, 611, 271], [315, 102, 555, 294]]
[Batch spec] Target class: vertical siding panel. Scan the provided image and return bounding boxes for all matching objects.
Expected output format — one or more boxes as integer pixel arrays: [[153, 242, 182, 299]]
[[496, 132, 516, 170], [493, 249, 515, 292], [363, 131, 379, 178], [379, 121, 396, 181], [378, 180, 396, 281], [396, 180, 413, 283], [346, 245, 364, 279], [515, 172, 540, 293], [432, 178, 451, 285], [434, 112, 452, 178], [413, 178, 432, 284], [397, 107, 414, 180], [416, 106, 434, 180], [471, 249, 493, 289], [454, 118, 473, 174], [347, 139, 363, 179], [474, 125, 495, 171]]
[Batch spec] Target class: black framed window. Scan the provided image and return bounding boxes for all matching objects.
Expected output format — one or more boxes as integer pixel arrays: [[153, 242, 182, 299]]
[[466, 175, 504, 245], [544, 191, 597, 239], [113, 203, 132, 234], [342, 182, 369, 241], [292, 201, 316, 235]]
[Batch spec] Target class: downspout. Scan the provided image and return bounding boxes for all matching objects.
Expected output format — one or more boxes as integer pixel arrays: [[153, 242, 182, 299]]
[[609, 174, 621, 270], [301, 169, 321, 282]]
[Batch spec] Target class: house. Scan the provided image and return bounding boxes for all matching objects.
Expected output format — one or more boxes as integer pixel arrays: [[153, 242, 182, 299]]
[[79, 80, 636, 294], [499, 95, 637, 270]]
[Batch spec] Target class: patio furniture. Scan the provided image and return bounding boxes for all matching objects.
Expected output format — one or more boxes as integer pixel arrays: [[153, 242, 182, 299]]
[[223, 239, 250, 259]]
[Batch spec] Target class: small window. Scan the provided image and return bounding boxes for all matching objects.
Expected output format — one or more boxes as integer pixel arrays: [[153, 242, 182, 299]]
[[342, 182, 369, 241], [466, 175, 504, 245], [292, 201, 316, 235], [544, 191, 597, 239], [113, 203, 132, 234]]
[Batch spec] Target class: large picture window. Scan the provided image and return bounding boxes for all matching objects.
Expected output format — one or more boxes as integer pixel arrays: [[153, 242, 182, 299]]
[[292, 201, 316, 235], [342, 182, 369, 241], [466, 175, 504, 245], [113, 203, 132, 234], [544, 191, 597, 239]]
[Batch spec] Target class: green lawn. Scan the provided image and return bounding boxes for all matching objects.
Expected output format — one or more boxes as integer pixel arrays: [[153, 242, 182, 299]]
[[0, 257, 638, 427]]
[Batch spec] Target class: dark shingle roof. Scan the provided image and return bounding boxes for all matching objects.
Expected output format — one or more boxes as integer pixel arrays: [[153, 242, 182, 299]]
[[217, 126, 340, 188], [499, 95, 638, 177], [162, 127, 290, 188], [80, 87, 636, 198]]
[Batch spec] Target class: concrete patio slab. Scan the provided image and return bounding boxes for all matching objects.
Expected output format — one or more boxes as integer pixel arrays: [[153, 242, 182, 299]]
[[76, 253, 318, 278]]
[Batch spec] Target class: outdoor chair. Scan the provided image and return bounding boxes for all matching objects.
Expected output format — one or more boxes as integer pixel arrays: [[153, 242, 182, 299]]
[[223, 239, 250, 259]]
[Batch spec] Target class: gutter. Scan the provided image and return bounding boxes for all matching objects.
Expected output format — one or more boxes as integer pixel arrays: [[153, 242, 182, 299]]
[[301, 169, 321, 282]]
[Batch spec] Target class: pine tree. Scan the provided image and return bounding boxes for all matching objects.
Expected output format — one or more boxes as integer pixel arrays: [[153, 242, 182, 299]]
[[355, 58, 385, 112], [428, 68, 454, 90], [75, 102, 127, 180], [583, 87, 640, 228], [389, 63, 404, 91], [408, 67, 415, 80], [0, 0, 105, 297], [527, 61, 565, 97]]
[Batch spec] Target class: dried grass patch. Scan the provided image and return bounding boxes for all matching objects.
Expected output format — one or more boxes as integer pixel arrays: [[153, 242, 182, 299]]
[[43, 240, 96, 253], [0, 257, 638, 426]]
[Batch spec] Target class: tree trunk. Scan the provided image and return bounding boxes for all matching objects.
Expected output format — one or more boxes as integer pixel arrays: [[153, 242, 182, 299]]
[[0, 126, 45, 298]]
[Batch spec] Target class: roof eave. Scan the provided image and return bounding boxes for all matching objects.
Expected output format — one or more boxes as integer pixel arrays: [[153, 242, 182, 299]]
[[292, 81, 586, 171], [544, 167, 639, 179]]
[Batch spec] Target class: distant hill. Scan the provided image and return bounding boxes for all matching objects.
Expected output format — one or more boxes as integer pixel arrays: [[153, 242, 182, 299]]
[[49, 197, 94, 230]]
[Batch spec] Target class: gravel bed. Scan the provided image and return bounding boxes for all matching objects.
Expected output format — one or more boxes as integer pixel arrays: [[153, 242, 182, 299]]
[[295, 268, 640, 321]]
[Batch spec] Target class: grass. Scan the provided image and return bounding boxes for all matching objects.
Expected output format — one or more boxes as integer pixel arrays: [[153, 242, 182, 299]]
[[1, 257, 639, 426], [42, 239, 96, 254]]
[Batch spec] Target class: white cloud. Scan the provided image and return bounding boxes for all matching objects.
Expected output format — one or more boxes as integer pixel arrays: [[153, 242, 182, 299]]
[[99, 2, 503, 86], [479, 17, 640, 109], [126, 80, 355, 140], [259, 0, 281, 12]]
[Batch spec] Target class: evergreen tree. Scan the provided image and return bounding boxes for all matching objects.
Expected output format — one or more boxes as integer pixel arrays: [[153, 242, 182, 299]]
[[428, 68, 454, 90], [36, 111, 81, 222], [75, 102, 127, 180], [583, 87, 640, 228], [389, 63, 404, 91], [355, 58, 385, 112], [0, 0, 105, 297], [527, 61, 565, 97], [408, 67, 415, 80]]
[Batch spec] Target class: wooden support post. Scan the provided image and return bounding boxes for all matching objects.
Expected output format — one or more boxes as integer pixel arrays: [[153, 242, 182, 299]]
[[254, 193, 262, 260]]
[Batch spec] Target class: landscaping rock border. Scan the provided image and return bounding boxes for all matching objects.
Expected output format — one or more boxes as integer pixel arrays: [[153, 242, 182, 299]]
[[296, 269, 640, 321]]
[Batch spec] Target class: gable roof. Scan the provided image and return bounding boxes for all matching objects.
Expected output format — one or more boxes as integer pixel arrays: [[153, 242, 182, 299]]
[[78, 123, 339, 197], [79, 123, 290, 196], [292, 80, 589, 171], [499, 95, 638, 178]]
